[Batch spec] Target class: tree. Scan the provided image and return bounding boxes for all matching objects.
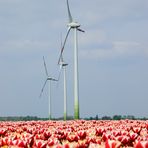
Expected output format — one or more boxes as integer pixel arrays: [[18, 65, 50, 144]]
[[113, 115, 122, 120]]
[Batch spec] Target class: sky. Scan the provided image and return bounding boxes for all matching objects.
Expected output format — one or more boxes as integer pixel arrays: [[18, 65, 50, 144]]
[[0, 0, 148, 119]]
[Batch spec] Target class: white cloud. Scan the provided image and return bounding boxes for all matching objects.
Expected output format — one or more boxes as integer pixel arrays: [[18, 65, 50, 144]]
[[80, 49, 114, 60], [113, 41, 141, 55], [80, 41, 147, 60], [79, 29, 106, 47], [80, 0, 148, 28], [0, 40, 51, 53]]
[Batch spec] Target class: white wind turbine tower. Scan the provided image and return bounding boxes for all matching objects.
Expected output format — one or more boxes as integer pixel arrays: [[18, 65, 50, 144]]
[[58, 0, 84, 119], [58, 35, 68, 121], [40, 56, 58, 120], [59, 55, 68, 121]]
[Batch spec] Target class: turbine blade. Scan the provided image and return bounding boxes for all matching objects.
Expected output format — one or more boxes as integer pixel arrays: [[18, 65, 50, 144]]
[[67, 0, 73, 23], [56, 66, 62, 88], [60, 33, 64, 63], [43, 56, 49, 76], [77, 28, 85, 33], [60, 55, 64, 64], [39, 79, 48, 98], [58, 64, 63, 81], [58, 27, 71, 64]]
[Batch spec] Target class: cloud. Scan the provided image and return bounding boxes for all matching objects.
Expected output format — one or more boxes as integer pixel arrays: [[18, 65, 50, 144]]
[[79, 29, 106, 47], [80, 41, 147, 60], [0, 40, 51, 54], [79, 0, 148, 28], [113, 41, 141, 55], [80, 48, 113, 60], [113, 41, 148, 57], [77, 0, 148, 61]]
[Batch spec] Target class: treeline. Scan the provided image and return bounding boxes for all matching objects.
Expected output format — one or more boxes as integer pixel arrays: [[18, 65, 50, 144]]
[[0, 116, 45, 121], [86, 115, 148, 120], [0, 116, 74, 121], [0, 115, 147, 121]]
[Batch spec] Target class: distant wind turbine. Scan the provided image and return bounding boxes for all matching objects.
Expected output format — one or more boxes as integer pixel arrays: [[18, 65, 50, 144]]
[[59, 56, 68, 121], [58, 34, 68, 121], [58, 0, 84, 119], [40, 56, 58, 120]]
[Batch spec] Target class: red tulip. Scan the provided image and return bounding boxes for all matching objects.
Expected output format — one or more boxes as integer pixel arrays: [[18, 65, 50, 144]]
[[86, 137, 96, 144], [132, 127, 141, 134], [0, 139, 3, 146], [2, 137, 9, 146], [77, 130, 87, 139], [129, 132, 138, 141], [134, 141, 148, 148], [66, 134, 79, 142], [34, 140, 47, 148], [12, 139, 19, 145], [47, 138, 55, 146], [43, 131, 51, 139], [0, 128, 7, 135], [112, 131, 121, 137], [96, 128, 105, 136], [17, 140, 27, 147], [121, 136, 130, 145], [105, 140, 121, 148]]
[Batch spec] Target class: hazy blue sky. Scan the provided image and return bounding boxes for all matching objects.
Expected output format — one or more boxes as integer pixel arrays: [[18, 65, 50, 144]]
[[0, 0, 148, 118]]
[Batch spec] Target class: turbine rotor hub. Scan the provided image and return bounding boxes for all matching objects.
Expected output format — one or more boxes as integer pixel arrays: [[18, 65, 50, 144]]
[[47, 77, 52, 80], [59, 61, 68, 67], [68, 22, 80, 28], [62, 63, 68, 67]]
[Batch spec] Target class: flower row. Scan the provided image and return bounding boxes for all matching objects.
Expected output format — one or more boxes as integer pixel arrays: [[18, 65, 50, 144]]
[[0, 120, 148, 147]]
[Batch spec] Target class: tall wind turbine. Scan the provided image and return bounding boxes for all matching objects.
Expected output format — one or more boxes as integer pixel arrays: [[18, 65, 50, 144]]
[[58, 0, 84, 119], [40, 56, 58, 120], [59, 56, 68, 121]]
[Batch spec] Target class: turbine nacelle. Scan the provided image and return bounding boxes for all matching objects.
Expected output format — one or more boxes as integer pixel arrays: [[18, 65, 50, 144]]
[[67, 22, 80, 28], [57, 0, 85, 65], [62, 63, 68, 67], [39, 56, 58, 98], [47, 77, 58, 81], [59, 59, 68, 67]]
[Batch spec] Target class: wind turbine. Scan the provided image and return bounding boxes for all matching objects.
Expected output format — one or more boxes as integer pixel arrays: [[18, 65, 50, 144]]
[[59, 56, 68, 121], [40, 56, 58, 120], [58, 34, 68, 121], [58, 0, 84, 119]]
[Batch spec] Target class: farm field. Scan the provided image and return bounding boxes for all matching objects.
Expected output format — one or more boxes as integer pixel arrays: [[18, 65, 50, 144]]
[[0, 120, 148, 148]]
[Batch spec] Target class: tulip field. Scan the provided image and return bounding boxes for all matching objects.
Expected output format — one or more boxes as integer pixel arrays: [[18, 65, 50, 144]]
[[0, 120, 148, 148]]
